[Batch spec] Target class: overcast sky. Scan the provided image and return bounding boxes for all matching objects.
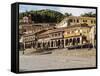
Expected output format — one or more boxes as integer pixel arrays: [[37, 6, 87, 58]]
[[19, 4, 96, 16]]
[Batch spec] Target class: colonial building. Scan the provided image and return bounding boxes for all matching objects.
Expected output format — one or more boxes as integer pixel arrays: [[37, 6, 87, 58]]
[[35, 23, 95, 50], [19, 23, 56, 37], [19, 15, 56, 34], [37, 28, 64, 49], [19, 33, 36, 50], [19, 14, 33, 24], [19, 16, 96, 51], [63, 24, 92, 48], [56, 16, 96, 28]]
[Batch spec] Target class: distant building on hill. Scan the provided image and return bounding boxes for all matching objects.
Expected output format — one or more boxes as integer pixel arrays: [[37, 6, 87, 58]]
[[56, 16, 96, 28]]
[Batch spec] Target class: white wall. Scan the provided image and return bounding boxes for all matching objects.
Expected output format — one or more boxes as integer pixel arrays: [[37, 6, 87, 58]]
[[0, 0, 99, 76]]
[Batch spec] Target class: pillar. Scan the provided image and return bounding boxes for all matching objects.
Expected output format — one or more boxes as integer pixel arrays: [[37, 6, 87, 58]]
[[41, 42, 43, 49], [64, 38, 66, 48], [49, 41, 51, 48], [80, 36, 82, 45], [53, 40, 54, 48]]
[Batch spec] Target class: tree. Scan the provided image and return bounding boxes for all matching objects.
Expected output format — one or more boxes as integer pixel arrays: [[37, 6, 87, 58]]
[[64, 13, 72, 17], [19, 9, 65, 23], [81, 12, 96, 17]]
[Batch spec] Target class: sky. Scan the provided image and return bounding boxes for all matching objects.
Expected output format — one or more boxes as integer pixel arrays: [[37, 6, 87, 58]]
[[19, 4, 96, 16]]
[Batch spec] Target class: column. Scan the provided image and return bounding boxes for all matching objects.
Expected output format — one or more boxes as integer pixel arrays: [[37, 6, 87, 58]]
[[49, 41, 51, 48], [53, 40, 54, 48], [41, 42, 43, 49], [64, 38, 66, 48], [80, 36, 82, 45], [54, 40, 56, 48], [60, 39, 62, 48]]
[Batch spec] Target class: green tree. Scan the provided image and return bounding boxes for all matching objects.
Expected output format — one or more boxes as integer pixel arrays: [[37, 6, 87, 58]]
[[81, 12, 96, 17], [19, 9, 65, 23], [64, 13, 72, 17]]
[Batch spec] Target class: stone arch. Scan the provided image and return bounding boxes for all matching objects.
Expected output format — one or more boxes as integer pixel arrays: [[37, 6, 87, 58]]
[[77, 37, 80, 44], [82, 36, 87, 43], [69, 38, 72, 45], [58, 40, 60, 46], [51, 41, 53, 47], [65, 39, 68, 46], [69, 38, 72, 43], [61, 39, 64, 48], [48, 41, 50, 47], [43, 42, 45, 48], [37, 42, 41, 48], [72, 38, 76, 45]]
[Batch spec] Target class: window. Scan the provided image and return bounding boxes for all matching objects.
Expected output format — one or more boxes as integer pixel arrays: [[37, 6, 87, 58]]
[[77, 19, 79, 23], [91, 20, 93, 23], [52, 34, 54, 37], [74, 19, 75, 22], [58, 33, 60, 36], [94, 20, 96, 23], [67, 31, 70, 34], [72, 30, 74, 33], [55, 33, 57, 36], [83, 20, 87, 22], [69, 19, 73, 22]]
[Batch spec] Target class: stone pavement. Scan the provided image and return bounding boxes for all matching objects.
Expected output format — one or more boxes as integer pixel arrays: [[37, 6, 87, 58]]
[[19, 48, 96, 71]]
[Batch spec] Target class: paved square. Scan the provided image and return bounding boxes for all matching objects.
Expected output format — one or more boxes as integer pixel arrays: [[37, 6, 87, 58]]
[[19, 48, 96, 71]]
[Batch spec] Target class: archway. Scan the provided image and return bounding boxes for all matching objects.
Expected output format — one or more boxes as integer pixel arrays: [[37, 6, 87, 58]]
[[48, 42, 50, 47], [65, 39, 68, 46], [77, 38, 80, 44], [82, 36, 87, 44], [72, 38, 76, 45], [58, 40, 60, 47], [61, 39, 64, 48], [69, 38, 72, 45], [51, 41, 53, 47]]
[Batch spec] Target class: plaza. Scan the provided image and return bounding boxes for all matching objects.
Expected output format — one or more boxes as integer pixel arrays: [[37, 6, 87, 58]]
[[19, 48, 96, 71], [19, 15, 96, 72]]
